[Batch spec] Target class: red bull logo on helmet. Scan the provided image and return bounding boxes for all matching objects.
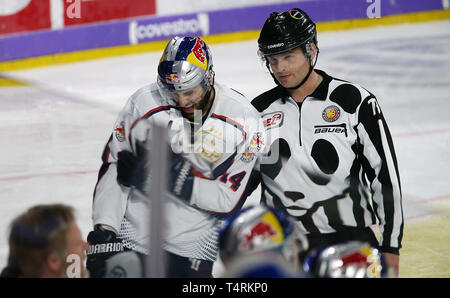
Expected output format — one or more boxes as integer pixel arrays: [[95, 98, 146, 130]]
[[192, 39, 206, 64], [165, 73, 180, 84], [187, 38, 208, 71], [340, 245, 383, 278], [240, 212, 284, 251]]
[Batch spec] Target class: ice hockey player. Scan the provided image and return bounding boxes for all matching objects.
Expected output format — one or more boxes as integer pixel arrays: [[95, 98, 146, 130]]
[[87, 36, 265, 277], [218, 205, 308, 277]]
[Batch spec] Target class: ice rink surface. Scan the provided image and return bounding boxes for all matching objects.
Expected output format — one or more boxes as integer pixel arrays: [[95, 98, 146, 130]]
[[1, 20, 449, 276]]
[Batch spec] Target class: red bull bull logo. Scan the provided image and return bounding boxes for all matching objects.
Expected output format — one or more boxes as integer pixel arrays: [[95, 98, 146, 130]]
[[340, 246, 382, 278], [166, 73, 180, 84], [241, 221, 277, 249], [341, 251, 370, 267], [240, 151, 255, 163]]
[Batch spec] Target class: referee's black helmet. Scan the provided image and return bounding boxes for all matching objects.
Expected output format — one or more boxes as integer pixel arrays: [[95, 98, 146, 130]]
[[258, 8, 318, 57]]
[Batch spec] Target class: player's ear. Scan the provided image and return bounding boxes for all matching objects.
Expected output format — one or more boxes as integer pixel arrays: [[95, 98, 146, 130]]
[[46, 251, 63, 273], [310, 43, 318, 63]]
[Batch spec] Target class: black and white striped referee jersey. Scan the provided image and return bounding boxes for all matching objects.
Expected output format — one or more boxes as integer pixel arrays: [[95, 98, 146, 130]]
[[252, 69, 403, 254]]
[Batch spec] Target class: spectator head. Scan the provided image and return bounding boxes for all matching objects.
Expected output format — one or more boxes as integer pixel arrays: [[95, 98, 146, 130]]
[[5, 204, 88, 278]]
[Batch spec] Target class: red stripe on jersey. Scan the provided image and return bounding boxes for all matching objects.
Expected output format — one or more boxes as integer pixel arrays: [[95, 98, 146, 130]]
[[130, 105, 171, 132], [192, 168, 214, 180], [211, 113, 247, 140], [128, 105, 172, 144], [230, 88, 245, 98], [142, 105, 172, 119]]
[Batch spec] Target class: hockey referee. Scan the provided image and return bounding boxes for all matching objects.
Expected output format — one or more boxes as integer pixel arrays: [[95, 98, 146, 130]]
[[252, 8, 403, 275]]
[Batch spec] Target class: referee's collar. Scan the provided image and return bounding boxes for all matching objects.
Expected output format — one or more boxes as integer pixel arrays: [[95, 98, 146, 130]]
[[308, 69, 332, 101]]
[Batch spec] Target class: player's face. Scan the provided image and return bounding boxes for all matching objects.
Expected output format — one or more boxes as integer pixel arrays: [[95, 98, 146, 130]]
[[171, 84, 210, 120], [64, 223, 89, 278], [267, 48, 311, 88]]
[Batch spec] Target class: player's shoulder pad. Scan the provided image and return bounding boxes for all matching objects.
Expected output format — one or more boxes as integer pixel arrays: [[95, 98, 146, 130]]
[[129, 83, 163, 106], [214, 83, 260, 118], [251, 85, 289, 113], [328, 79, 374, 115], [129, 83, 167, 114], [129, 84, 153, 100]]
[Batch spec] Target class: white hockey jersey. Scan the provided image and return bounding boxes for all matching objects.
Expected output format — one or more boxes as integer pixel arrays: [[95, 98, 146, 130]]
[[92, 82, 264, 261], [252, 70, 403, 253]]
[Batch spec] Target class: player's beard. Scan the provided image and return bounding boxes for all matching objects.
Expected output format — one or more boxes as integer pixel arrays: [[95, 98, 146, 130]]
[[181, 87, 214, 121]]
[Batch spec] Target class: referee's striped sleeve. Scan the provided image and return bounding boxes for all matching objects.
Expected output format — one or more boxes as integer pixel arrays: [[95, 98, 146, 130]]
[[357, 95, 404, 254]]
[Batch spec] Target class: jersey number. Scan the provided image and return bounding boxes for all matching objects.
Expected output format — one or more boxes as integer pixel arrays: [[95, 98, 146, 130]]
[[368, 98, 381, 116], [220, 171, 246, 192]]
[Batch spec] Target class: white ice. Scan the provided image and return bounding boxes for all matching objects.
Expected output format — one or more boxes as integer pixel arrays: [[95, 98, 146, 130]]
[[1, 20, 449, 273]]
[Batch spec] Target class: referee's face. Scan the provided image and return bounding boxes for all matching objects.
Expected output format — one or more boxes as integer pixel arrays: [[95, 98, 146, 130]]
[[267, 47, 313, 89]]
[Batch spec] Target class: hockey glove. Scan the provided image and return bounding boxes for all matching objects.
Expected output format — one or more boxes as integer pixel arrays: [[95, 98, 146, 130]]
[[86, 225, 125, 278], [117, 140, 149, 191], [117, 140, 195, 200], [169, 153, 195, 202]]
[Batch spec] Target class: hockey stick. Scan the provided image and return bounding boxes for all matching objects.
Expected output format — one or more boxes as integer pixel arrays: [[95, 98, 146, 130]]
[[145, 124, 168, 277]]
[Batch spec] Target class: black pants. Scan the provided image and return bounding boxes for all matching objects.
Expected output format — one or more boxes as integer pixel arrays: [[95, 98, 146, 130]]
[[300, 227, 379, 261], [166, 251, 214, 278]]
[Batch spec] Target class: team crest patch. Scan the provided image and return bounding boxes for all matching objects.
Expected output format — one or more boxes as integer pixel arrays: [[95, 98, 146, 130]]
[[322, 105, 340, 122], [187, 39, 208, 71], [241, 132, 264, 163], [114, 121, 126, 142], [240, 152, 255, 163], [194, 129, 225, 163], [249, 132, 264, 152]]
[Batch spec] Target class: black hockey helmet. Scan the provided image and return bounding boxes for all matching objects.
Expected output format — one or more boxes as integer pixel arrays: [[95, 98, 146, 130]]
[[258, 8, 318, 57]]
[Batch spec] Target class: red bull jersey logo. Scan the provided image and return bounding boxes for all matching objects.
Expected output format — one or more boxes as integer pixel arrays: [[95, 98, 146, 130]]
[[114, 121, 126, 142], [240, 151, 255, 163]]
